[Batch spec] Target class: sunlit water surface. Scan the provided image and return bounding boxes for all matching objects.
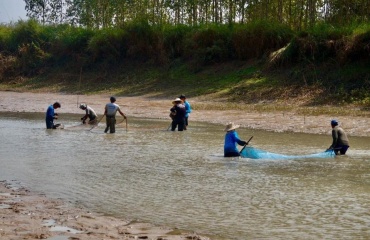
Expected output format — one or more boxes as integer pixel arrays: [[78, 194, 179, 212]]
[[1, 112, 370, 239]]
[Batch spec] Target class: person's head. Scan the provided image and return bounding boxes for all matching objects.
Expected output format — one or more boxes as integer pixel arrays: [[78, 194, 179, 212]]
[[79, 104, 87, 110], [53, 102, 61, 109], [172, 97, 183, 105], [110, 96, 116, 103], [225, 122, 240, 132], [331, 119, 338, 127], [179, 94, 186, 101]]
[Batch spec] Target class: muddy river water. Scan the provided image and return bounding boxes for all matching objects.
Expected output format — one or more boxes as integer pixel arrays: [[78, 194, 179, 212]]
[[1, 112, 370, 239]]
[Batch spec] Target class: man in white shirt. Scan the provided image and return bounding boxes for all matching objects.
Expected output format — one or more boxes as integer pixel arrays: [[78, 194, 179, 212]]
[[104, 96, 127, 133]]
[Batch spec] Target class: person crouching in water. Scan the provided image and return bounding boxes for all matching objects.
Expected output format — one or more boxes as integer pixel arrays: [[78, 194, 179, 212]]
[[224, 122, 248, 157], [79, 104, 98, 124], [104, 96, 127, 133], [327, 119, 350, 155], [170, 98, 186, 131]]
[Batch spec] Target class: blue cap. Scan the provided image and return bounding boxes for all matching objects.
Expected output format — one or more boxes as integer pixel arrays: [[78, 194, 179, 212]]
[[331, 119, 338, 125]]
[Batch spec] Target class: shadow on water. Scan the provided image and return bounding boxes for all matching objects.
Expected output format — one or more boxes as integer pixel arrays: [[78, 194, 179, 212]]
[[1, 112, 370, 240]]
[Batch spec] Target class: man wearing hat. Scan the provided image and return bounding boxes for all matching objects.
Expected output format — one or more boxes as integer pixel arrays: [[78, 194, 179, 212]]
[[327, 119, 350, 155], [45, 102, 61, 129], [104, 96, 127, 133], [179, 94, 191, 130], [170, 97, 186, 131], [79, 103, 98, 124], [224, 122, 248, 157]]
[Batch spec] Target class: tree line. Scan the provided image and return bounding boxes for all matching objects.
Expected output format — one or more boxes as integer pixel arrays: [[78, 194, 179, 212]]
[[24, 0, 369, 30]]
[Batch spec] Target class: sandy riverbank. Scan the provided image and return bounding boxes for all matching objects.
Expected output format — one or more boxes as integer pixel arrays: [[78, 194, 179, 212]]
[[0, 180, 210, 240], [0, 91, 369, 137]]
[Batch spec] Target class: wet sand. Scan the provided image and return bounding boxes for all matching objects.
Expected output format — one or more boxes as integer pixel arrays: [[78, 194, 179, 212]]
[[0, 181, 209, 240], [0, 91, 369, 240]]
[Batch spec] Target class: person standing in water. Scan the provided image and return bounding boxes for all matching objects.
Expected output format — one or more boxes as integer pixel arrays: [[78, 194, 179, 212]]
[[170, 97, 186, 131], [224, 122, 248, 157], [327, 119, 350, 155], [45, 102, 61, 129], [104, 96, 127, 133], [179, 94, 192, 130]]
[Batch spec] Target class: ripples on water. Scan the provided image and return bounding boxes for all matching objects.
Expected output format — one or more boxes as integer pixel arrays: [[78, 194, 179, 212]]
[[1, 112, 370, 240]]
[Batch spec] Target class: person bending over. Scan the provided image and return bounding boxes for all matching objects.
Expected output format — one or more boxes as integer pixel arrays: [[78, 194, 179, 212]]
[[327, 119, 350, 155], [45, 102, 61, 129], [79, 104, 98, 124]]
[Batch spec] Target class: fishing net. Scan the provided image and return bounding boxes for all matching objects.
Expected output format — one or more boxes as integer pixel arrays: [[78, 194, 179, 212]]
[[240, 146, 335, 160]]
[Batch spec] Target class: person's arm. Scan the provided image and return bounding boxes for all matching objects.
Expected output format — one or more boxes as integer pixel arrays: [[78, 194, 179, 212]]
[[234, 132, 247, 146], [118, 109, 127, 119], [46, 106, 56, 119], [185, 102, 192, 114]]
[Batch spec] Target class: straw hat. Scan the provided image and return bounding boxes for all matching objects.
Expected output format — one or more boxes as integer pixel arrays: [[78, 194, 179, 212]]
[[172, 98, 183, 104], [225, 122, 240, 131]]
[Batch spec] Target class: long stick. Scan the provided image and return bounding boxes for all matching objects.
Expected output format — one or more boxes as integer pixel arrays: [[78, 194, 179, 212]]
[[89, 114, 105, 131], [125, 117, 128, 132], [77, 67, 82, 108], [239, 136, 254, 153], [167, 122, 172, 131]]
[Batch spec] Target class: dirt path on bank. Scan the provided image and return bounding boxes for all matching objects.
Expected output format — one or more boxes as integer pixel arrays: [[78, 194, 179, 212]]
[[0, 91, 369, 137]]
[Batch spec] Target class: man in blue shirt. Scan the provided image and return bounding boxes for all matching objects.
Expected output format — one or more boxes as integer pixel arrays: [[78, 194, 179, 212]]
[[45, 102, 61, 129], [179, 94, 192, 130], [224, 122, 247, 157]]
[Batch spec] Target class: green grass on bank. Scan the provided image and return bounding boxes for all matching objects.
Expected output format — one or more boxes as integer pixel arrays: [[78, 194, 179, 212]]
[[0, 20, 369, 116]]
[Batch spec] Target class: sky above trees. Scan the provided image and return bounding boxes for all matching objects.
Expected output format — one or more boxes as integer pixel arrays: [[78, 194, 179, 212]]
[[0, 0, 27, 23]]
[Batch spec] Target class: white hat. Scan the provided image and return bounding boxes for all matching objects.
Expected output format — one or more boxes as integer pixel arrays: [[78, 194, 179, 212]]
[[225, 122, 240, 131], [172, 98, 183, 104]]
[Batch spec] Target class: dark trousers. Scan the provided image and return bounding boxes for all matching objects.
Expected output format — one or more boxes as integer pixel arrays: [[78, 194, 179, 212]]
[[171, 119, 185, 131], [224, 151, 240, 157], [46, 119, 54, 129], [334, 145, 349, 155], [105, 116, 116, 133]]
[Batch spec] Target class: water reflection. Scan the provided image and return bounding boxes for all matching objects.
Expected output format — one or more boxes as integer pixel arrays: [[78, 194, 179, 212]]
[[1, 112, 370, 240]]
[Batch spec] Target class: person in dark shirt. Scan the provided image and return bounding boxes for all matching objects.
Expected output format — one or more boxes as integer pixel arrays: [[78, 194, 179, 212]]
[[179, 94, 192, 130], [170, 98, 186, 131], [45, 102, 61, 129], [327, 119, 350, 155]]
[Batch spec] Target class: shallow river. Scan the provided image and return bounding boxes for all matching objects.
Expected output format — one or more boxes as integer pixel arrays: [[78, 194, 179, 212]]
[[1, 112, 370, 240]]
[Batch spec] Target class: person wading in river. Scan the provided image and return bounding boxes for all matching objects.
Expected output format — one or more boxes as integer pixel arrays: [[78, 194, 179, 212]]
[[79, 104, 98, 124], [45, 102, 61, 129], [179, 94, 192, 130], [327, 119, 350, 155], [170, 98, 186, 131], [104, 97, 127, 133], [224, 122, 248, 157]]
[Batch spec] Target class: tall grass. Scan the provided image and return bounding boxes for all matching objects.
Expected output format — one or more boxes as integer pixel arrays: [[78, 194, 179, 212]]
[[0, 20, 369, 105], [232, 20, 293, 60]]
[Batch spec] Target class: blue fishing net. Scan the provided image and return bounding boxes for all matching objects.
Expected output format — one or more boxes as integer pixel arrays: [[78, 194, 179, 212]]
[[240, 146, 335, 159]]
